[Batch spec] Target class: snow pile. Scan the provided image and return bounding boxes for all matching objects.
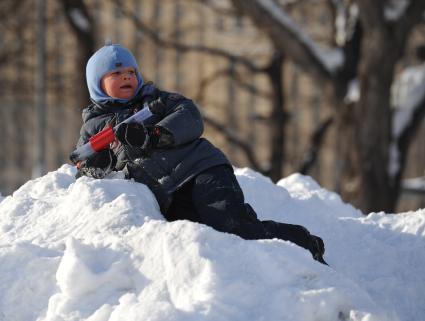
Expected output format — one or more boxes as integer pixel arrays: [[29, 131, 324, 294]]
[[1, 165, 424, 321]]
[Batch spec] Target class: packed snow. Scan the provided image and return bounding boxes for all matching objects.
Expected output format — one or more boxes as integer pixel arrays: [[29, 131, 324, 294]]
[[1, 165, 424, 321]]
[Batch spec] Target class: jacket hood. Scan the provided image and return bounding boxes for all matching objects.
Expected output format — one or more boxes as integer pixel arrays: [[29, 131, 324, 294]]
[[86, 43, 144, 104]]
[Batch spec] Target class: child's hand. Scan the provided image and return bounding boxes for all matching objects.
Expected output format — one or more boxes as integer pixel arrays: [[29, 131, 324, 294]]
[[76, 149, 116, 179], [115, 123, 147, 147]]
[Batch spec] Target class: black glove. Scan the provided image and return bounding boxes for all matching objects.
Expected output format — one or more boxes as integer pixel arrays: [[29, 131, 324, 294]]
[[75, 149, 116, 179], [115, 122, 147, 147], [308, 234, 328, 265]]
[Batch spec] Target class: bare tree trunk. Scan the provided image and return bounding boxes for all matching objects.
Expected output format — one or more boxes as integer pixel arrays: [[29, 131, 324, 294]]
[[350, 31, 395, 212], [33, 0, 47, 178], [266, 53, 286, 181], [299, 117, 333, 175], [61, 0, 95, 107], [390, 88, 425, 210], [227, 58, 238, 154], [343, 0, 425, 212], [173, 0, 182, 91], [152, 2, 163, 85]]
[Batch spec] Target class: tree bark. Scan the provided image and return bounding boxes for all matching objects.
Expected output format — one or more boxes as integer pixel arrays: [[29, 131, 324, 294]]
[[348, 28, 396, 212], [266, 54, 286, 181], [61, 0, 95, 107]]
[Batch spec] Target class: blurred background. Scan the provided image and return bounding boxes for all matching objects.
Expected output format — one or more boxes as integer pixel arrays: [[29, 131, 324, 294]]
[[0, 0, 424, 213]]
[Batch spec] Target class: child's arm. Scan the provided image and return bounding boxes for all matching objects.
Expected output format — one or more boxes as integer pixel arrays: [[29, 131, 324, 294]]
[[76, 116, 112, 148], [154, 94, 204, 147], [71, 117, 117, 179]]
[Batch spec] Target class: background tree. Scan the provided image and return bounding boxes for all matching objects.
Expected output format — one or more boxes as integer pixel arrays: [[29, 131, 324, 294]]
[[230, 0, 425, 212], [60, 0, 96, 107]]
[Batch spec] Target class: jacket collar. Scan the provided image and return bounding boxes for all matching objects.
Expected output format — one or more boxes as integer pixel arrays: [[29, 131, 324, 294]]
[[82, 83, 159, 123]]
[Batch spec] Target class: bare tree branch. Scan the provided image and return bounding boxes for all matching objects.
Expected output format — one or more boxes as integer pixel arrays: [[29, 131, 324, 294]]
[[0, 1, 29, 66], [395, 0, 425, 45], [0, 0, 26, 22], [195, 67, 272, 103], [61, 0, 95, 46], [114, 0, 263, 73], [202, 111, 264, 172], [327, 0, 363, 82], [0, 48, 21, 66], [230, 0, 333, 82], [298, 116, 334, 174], [196, 0, 239, 16], [394, 89, 425, 186], [355, 0, 385, 30], [195, 68, 233, 103], [60, 0, 95, 105]]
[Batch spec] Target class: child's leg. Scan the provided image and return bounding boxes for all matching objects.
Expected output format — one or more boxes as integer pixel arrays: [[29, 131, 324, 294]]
[[164, 179, 200, 222], [191, 165, 318, 250], [189, 165, 266, 238]]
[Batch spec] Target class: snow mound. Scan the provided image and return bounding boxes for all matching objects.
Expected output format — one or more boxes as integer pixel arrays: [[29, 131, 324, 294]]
[[0, 165, 424, 321]]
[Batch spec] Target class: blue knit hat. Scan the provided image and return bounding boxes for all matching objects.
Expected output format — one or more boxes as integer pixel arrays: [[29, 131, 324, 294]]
[[86, 43, 144, 103]]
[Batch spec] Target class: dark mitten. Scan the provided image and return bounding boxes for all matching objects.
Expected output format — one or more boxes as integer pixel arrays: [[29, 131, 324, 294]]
[[115, 122, 147, 146], [76, 149, 116, 179], [308, 234, 328, 265]]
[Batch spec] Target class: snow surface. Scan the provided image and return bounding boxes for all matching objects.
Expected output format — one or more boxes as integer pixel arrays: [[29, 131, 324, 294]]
[[1, 165, 424, 321]]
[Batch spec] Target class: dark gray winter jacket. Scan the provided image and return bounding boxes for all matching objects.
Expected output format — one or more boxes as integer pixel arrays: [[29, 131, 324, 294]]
[[76, 84, 230, 211]]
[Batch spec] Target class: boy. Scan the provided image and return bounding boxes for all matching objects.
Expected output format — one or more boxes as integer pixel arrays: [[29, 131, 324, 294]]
[[72, 43, 327, 264]]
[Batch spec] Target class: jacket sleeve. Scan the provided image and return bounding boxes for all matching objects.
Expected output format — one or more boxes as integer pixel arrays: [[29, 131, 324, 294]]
[[155, 94, 204, 146], [76, 126, 90, 148], [76, 116, 111, 148]]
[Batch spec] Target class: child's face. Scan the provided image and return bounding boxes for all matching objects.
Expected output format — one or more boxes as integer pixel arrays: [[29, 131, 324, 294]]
[[101, 67, 139, 100]]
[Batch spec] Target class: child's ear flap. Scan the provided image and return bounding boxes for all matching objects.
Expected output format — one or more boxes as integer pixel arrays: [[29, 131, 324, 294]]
[[100, 76, 107, 95]]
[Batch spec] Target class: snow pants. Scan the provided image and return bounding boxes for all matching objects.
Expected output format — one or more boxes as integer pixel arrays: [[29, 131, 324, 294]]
[[164, 165, 313, 251]]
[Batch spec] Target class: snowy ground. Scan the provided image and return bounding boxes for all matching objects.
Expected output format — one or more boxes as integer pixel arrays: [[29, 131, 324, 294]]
[[0, 165, 424, 321]]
